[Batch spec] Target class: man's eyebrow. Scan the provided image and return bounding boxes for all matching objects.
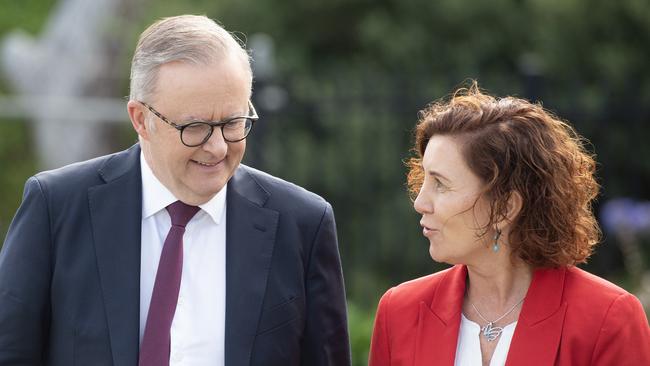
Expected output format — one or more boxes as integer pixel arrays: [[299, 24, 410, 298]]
[[182, 110, 248, 122]]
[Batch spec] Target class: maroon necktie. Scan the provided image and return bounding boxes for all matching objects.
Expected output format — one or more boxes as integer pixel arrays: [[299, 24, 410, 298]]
[[139, 201, 200, 366]]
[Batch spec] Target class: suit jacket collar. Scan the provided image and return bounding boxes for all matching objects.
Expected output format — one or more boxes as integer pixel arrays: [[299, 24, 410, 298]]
[[97, 144, 141, 183], [90, 144, 143, 366], [414, 265, 568, 366], [224, 166, 280, 366]]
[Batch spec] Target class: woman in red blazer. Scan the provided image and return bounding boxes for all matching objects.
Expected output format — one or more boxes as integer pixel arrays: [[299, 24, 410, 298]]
[[369, 83, 650, 366]]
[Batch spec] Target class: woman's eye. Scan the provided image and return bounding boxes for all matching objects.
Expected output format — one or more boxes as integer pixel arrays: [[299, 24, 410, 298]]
[[434, 178, 448, 191]]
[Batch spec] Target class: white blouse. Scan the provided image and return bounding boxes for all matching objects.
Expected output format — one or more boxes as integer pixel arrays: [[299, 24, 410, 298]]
[[454, 314, 517, 366]]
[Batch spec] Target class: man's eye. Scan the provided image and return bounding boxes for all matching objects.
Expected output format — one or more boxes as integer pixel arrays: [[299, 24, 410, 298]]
[[182, 122, 211, 137], [223, 119, 246, 130]]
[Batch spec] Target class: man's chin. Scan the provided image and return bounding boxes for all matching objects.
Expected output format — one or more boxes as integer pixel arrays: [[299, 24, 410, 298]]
[[184, 184, 226, 204]]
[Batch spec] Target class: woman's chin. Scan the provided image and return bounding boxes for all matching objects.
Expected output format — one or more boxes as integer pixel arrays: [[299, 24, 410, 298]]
[[428, 244, 448, 264], [429, 243, 463, 266]]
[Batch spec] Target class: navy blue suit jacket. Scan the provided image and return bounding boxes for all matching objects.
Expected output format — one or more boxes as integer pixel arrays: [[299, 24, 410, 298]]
[[0, 144, 350, 366]]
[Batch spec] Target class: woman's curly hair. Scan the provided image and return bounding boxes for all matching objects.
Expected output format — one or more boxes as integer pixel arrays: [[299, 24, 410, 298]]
[[407, 83, 600, 268]]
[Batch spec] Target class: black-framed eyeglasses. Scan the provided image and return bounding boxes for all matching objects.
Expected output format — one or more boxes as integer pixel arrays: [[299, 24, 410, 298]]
[[138, 100, 258, 147]]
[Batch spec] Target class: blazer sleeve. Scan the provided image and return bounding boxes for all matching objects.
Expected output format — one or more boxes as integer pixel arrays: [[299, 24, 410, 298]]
[[300, 203, 351, 366], [591, 292, 650, 365], [369, 287, 394, 366], [0, 177, 52, 365]]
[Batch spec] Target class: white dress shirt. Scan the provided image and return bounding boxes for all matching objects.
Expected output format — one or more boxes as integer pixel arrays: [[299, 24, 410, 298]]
[[454, 314, 517, 366], [139, 153, 227, 366]]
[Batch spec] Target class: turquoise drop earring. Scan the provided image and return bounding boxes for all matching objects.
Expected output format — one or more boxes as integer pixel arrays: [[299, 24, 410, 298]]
[[492, 228, 502, 252]]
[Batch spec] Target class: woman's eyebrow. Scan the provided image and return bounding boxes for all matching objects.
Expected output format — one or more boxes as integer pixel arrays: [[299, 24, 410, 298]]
[[427, 169, 450, 182]]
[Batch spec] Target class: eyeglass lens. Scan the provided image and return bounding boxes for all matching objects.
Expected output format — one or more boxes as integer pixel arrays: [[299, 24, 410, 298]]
[[181, 118, 253, 146]]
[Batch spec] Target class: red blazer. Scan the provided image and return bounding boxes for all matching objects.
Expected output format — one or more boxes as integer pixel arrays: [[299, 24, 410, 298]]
[[369, 265, 650, 365]]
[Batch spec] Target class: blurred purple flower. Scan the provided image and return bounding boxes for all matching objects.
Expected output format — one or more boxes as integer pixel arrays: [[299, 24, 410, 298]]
[[600, 198, 650, 235]]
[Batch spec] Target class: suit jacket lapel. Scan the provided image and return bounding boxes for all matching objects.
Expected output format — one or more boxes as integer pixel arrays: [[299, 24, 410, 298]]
[[506, 267, 567, 365], [224, 167, 279, 366], [415, 265, 467, 366], [89, 145, 142, 366]]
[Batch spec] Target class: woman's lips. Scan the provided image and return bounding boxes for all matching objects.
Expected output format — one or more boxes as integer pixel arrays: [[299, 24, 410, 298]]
[[420, 222, 439, 237]]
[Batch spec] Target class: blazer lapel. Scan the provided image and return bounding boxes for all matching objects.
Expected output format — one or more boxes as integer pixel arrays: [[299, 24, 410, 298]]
[[415, 265, 467, 366], [89, 145, 142, 366], [224, 167, 279, 366], [506, 267, 567, 365]]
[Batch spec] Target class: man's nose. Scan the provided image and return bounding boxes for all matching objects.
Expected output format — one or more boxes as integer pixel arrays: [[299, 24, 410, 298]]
[[200, 128, 228, 156]]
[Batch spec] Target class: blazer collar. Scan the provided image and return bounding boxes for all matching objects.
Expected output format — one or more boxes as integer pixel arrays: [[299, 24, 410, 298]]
[[506, 267, 567, 365], [224, 166, 279, 366], [415, 265, 467, 366], [89, 144, 143, 366], [414, 265, 568, 366], [430, 265, 468, 323]]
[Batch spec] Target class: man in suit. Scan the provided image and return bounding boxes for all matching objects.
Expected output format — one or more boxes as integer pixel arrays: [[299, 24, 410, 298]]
[[0, 15, 350, 366]]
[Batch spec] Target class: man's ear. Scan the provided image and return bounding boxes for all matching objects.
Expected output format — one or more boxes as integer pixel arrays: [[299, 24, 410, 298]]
[[127, 100, 149, 140]]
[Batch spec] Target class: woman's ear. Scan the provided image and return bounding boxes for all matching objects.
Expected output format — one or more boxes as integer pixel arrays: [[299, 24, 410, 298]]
[[501, 190, 523, 225]]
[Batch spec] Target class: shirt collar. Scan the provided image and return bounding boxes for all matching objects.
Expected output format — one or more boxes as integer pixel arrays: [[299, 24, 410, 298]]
[[140, 152, 227, 225]]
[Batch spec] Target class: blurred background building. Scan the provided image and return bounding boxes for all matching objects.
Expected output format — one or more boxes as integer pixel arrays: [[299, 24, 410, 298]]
[[1, 0, 649, 364]]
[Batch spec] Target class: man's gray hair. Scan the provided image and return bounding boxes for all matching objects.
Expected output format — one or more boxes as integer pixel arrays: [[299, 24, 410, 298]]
[[129, 15, 252, 102]]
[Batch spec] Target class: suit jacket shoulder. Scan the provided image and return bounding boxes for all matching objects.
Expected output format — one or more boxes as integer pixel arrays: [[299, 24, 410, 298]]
[[30, 146, 139, 204], [236, 165, 328, 207], [232, 164, 331, 234]]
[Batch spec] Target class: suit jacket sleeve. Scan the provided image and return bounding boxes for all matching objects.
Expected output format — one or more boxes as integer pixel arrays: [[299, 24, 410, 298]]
[[369, 287, 393, 366], [0, 177, 52, 365], [591, 292, 650, 365], [300, 203, 351, 366]]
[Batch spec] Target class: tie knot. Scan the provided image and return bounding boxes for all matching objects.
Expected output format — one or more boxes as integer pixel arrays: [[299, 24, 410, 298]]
[[166, 201, 200, 228]]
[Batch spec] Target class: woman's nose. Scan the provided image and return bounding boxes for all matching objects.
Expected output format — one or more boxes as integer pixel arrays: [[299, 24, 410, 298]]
[[413, 189, 433, 214]]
